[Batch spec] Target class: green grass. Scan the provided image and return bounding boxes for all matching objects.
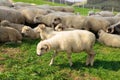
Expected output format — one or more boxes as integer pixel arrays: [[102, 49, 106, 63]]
[[0, 0, 120, 80]]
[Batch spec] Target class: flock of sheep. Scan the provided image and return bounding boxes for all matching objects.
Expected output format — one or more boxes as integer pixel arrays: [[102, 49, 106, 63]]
[[1, 0, 120, 66]]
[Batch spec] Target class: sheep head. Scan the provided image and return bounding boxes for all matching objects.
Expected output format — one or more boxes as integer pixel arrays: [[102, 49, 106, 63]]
[[37, 41, 50, 56]]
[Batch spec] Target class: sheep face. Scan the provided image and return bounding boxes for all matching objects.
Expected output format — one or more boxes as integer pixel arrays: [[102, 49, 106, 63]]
[[52, 17, 61, 28], [37, 41, 50, 56], [21, 26, 34, 37], [55, 23, 64, 31], [34, 15, 43, 23]]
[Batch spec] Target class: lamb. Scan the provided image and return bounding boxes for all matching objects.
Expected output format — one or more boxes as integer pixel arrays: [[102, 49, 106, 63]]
[[0, 6, 25, 24], [98, 30, 120, 48], [37, 30, 96, 66], [106, 21, 120, 35], [21, 26, 40, 39], [0, 20, 26, 33], [35, 24, 56, 40], [0, 27, 22, 43]]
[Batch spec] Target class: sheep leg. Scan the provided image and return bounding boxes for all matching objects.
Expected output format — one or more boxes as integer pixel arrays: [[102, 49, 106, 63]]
[[67, 52, 73, 67], [49, 50, 57, 66], [89, 50, 95, 66], [86, 49, 95, 66]]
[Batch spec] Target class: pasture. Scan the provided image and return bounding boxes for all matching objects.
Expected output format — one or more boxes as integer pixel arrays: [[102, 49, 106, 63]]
[[0, 0, 120, 80]]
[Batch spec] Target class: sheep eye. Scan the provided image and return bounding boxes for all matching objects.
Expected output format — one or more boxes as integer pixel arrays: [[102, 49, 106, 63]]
[[41, 48, 44, 50], [26, 29, 29, 31]]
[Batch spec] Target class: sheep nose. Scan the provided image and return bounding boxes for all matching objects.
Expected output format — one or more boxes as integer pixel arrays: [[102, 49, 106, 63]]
[[21, 33, 25, 36], [37, 53, 41, 56]]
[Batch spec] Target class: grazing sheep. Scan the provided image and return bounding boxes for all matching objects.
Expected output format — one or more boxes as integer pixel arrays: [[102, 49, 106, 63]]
[[0, 6, 25, 24], [96, 11, 114, 17], [34, 12, 75, 27], [0, 0, 13, 7], [37, 30, 96, 66], [83, 16, 110, 33], [21, 26, 40, 39], [52, 15, 86, 29], [98, 30, 120, 48], [106, 21, 120, 35], [0, 20, 25, 33], [0, 27, 22, 43]]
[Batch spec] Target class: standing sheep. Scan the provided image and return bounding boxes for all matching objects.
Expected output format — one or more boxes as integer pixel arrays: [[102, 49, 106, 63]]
[[37, 30, 96, 66], [98, 30, 120, 48], [0, 27, 22, 43]]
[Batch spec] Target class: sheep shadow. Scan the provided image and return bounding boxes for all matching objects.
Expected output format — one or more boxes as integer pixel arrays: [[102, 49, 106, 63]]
[[58, 60, 120, 71]]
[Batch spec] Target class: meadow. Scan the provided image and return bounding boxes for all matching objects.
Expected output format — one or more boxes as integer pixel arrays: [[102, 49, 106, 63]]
[[0, 0, 120, 80]]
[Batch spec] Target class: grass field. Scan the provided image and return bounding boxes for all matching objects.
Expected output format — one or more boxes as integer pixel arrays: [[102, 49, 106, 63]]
[[0, 0, 120, 80]]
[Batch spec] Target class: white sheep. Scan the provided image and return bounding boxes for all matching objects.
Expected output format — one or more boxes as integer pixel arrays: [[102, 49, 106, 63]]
[[37, 30, 96, 66], [98, 30, 120, 48], [21, 26, 40, 39], [35, 24, 56, 40]]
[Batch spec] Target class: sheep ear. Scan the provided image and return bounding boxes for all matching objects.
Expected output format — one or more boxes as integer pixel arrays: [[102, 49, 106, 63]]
[[44, 43, 50, 51], [39, 24, 46, 30]]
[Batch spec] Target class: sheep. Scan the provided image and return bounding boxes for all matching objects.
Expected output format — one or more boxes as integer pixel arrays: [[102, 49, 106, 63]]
[[106, 21, 120, 35], [52, 15, 86, 29], [0, 0, 13, 7], [54, 23, 76, 31], [0, 27, 22, 43], [0, 6, 25, 24], [98, 30, 120, 48], [82, 16, 110, 33], [0, 20, 26, 33], [21, 26, 40, 39], [34, 12, 75, 27], [17, 7, 51, 24], [96, 11, 114, 17], [35, 24, 56, 40], [37, 30, 96, 66]]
